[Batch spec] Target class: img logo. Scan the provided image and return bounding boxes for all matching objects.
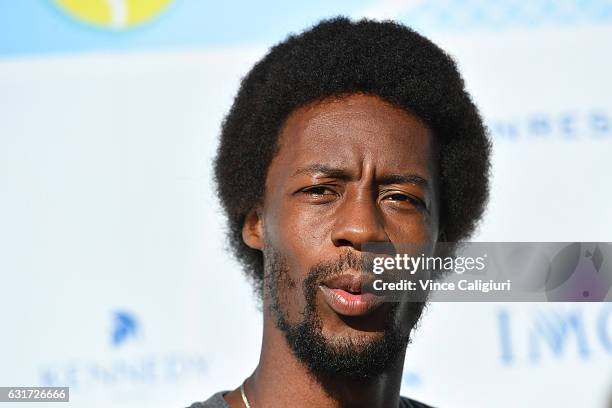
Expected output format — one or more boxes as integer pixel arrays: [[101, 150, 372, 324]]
[[54, 0, 175, 30], [498, 304, 612, 364], [111, 310, 140, 347]]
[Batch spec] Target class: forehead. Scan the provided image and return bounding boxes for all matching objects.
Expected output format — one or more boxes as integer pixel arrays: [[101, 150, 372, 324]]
[[273, 94, 434, 173]]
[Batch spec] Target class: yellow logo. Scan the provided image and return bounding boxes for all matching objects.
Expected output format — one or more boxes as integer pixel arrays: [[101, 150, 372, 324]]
[[54, 0, 175, 29]]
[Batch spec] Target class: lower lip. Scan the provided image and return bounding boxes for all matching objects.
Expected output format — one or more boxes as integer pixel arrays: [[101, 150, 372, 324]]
[[319, 285, 384, 316]]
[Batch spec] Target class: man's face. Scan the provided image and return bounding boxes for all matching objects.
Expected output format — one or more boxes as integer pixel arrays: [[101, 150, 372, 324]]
[[254, 93, 439, 378]]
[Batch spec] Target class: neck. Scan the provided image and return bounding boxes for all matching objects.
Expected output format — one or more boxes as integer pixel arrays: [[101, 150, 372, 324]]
[[243, 307, 407, 408]]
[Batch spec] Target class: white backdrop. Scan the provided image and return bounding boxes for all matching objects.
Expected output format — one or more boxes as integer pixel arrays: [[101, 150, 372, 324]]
[[1, 1, 611, 407]]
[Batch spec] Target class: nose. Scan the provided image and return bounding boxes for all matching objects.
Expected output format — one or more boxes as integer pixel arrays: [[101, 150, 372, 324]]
[[331, 192, 389, 251]]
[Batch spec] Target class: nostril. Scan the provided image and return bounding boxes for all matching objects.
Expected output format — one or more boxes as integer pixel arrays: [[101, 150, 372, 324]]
[[333, 238, 353, 247]]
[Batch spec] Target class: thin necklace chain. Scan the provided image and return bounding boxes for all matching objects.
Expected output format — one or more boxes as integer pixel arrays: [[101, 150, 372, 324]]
[[240, 379, 252, 408]]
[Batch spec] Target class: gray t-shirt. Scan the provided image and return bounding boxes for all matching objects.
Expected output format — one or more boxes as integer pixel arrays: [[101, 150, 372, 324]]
[[187, 391, 434, 407]]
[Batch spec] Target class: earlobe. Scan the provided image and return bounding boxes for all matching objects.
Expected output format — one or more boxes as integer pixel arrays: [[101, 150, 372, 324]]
[[242, 209, 264, 250]]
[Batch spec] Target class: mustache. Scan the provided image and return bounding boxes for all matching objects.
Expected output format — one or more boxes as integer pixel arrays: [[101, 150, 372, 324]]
[[306, 250, 376, 284]]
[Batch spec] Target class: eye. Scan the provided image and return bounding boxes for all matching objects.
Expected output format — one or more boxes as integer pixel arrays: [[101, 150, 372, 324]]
[[301, 186, 336, 196], [382, 192, 426, 209], [298, 185, 339, 203], [386, 193, 411, 202]]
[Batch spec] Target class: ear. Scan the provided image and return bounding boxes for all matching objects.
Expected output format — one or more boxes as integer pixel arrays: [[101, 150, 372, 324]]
[[242, 208, 264, 250]]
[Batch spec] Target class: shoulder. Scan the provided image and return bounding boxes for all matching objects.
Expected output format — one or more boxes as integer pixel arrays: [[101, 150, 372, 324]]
[[400, 395, 436, 408], [188, 391, 432, 408], [186, 391, 229, 408]]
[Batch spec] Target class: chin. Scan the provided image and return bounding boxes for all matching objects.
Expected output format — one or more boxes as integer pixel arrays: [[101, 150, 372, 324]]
[[316, 297, 398, 335], [320, 324, 386, 348]]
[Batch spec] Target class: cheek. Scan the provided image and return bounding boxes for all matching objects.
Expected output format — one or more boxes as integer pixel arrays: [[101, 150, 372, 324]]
[[262, 200, 329, 312], [266, 199, 332, 265], [385, 212, 438, 244]]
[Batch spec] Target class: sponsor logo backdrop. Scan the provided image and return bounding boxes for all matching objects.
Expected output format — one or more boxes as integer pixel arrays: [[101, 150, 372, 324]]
[[1, 1, 611, 407]]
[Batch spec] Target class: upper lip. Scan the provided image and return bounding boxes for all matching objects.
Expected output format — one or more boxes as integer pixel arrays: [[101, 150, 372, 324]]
[[321, 271, 375, 294]]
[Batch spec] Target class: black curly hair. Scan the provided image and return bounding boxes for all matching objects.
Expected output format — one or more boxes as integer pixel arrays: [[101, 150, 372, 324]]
[[214, 17, 491, 293]]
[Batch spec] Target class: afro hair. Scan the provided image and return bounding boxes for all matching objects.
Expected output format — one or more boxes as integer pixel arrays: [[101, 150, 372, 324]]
[[214, 17, 491, 293]]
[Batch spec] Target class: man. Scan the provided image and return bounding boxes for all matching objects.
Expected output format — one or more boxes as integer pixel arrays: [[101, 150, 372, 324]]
[[189, 17, 490, 408]]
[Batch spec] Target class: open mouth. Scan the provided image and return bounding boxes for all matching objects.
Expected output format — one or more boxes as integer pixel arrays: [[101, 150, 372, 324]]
[[319, 272, 384, 316]]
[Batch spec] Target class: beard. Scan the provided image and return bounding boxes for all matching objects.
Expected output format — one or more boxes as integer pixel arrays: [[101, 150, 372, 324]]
[[263, 244, 426, 381]]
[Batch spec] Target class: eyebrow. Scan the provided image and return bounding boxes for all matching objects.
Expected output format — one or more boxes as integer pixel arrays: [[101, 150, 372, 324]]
[[292, 164, 351, 180], [291, 164, 430, 187]]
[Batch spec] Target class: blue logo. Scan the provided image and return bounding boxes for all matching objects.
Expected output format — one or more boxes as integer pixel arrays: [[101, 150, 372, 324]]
[[490, 110, 611, 142], [498, 303, 612, 365], [111, 310, 139, 347]]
